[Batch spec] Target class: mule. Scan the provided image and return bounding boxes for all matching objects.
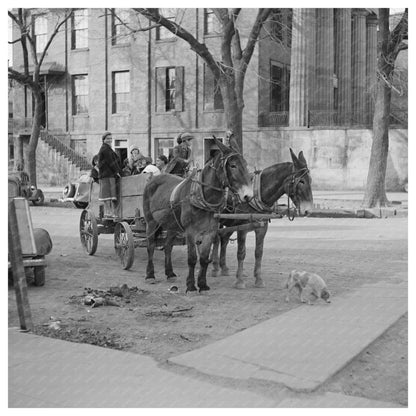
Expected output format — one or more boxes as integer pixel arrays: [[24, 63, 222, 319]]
[[211, 149, 313, 289], [143, 138, 253, 292]]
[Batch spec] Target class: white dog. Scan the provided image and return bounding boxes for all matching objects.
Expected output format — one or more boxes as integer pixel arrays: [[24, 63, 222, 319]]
[[285, 270, 331, 304]]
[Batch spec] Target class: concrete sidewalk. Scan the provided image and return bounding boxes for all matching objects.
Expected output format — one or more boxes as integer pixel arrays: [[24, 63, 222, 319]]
[[169, 282, 407, 392], [9, 281, 407, 408]]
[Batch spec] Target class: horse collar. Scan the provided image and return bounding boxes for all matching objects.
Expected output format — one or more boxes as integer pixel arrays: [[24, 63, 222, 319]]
[[248, 170, 274, 212]]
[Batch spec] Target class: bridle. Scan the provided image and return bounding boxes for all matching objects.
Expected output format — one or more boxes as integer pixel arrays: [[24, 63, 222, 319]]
[[189, 152, 244, 212], [206, 152, 246, 195], [286, 167, 310, 221]]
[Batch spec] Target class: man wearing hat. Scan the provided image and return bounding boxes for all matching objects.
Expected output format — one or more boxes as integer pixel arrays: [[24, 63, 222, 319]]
[[165, 132, 194, 177], [97, 132, 122, 217]]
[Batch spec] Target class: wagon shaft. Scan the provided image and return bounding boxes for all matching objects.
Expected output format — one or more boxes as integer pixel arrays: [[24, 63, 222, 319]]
[[218, 221, 268, 235]]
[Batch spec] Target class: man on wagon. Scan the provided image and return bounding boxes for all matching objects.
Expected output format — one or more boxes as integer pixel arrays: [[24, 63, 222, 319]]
[[97, 132, 122, 217], [165, 132, 194, 177]]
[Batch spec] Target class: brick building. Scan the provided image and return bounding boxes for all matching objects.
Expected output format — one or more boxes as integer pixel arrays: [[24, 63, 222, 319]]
[[10, 8, 407, 189]]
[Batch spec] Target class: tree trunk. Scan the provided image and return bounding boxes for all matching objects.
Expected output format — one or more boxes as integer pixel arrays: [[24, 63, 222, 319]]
[[220, 75, 244, 151], [362, 76, 391, 207], [362, 9, 394, 208], [27, 90, 43, 187]]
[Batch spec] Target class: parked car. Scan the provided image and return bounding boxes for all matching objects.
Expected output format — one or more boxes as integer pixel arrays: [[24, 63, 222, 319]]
[[8, 171, 45, 206], [62, 173, 92, 209]]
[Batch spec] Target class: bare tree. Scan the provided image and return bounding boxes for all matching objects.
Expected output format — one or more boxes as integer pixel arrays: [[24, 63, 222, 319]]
[[8, 8, 73, 187], [363, 8, 408, 207], [134, 8, 272, 152]]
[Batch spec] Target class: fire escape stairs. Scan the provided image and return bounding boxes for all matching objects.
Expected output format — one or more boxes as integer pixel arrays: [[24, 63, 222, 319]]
[[40, 131, 92, 171]]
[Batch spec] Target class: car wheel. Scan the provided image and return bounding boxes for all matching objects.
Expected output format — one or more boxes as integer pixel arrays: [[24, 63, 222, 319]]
[[33, 265, 45, 286], [32, 190, 45, 206], [63, 183, 76, 199], [74, 201, 88, 209]]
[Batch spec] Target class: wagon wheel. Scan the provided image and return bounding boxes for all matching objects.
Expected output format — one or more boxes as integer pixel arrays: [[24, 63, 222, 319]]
[[79, 209, 98, 255], [33, 266, 45, 286], [32, 190, 45, 206], [114, 222, 135, 270]]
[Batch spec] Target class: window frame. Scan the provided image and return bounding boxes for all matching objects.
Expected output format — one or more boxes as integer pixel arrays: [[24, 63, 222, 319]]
[[111, 8, 131, 46], [203, 64, 224, 112], [269, 61, 290, 113], [72, 74, 89, 115], [71, 9, 88, 50], [155, 66, 184, 113], [112, 70, 130, 114], [203, 8, 221, 36], [156, 9, 176, 41], [33, 14, 48, 53], [154, 137, 175, 161]]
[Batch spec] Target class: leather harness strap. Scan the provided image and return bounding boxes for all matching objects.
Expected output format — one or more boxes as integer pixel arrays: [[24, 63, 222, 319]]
[[248, 171, 274, 212]]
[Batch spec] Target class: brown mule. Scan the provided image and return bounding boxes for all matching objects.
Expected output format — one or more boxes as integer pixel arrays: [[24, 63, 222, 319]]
[[211, 149, 314, 289], [143, 138, 253, 292]]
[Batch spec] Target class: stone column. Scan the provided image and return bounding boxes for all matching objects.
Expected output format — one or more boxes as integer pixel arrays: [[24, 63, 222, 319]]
[[351, 9, 368, 125], [335, 8, 352, 125], [315, 8, 335, 125], [289, 8, 315, 127], [366, 14, 378, 125], [307, 10, 317, 117]]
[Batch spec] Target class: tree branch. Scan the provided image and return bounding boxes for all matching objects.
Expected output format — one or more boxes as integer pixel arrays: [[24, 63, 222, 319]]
[[241, 9, 272, 69], [38, 10, 73, 68], [8, 67, 35, 89], [134, 8, 221, 78]]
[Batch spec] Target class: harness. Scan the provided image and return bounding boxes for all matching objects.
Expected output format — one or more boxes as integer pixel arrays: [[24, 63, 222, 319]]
[[189, 171, 229, 212], [189, 152, 240, 212], [286, 167, 310, 221], [248, 170, 274, 212]]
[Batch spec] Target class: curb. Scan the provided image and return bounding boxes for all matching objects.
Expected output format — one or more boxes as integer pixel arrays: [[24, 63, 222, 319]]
[[41, 197, 408, 219], [309, 207, 407, 219]]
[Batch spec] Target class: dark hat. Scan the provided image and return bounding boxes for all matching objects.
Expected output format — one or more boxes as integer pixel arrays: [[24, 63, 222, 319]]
[[102, 131, 112, 141]]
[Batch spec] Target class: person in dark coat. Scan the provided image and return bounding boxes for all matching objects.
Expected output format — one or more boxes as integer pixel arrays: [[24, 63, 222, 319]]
[[165, 132, 194, 177], [97, 132, 122, 217]]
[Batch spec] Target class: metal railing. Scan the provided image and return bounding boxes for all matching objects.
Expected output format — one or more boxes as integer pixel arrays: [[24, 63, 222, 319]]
[[258, 111, 289, 127], [40, 132, 92, 171]]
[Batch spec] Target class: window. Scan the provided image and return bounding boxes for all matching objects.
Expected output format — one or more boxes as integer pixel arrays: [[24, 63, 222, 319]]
[[203, 64, 224, 111], [156, 8, 175, 40], [204, 9, 220, 35], [72, 75, 89, 115], [270, 9, 292, 47], [155, 67, 184, 112], [33, 15, 47, 52], [270, 63, 290, 112], [155, 138, 174, 161], [271, 10, 284, 42], [71, 9, 88, 49], [112, 71, 130, 113], [111, 8, 131, 45]]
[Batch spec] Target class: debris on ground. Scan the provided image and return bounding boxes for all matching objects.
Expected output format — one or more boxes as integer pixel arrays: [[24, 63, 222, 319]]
[[144, 305, 194, 318], [68, 285, 149, 308]]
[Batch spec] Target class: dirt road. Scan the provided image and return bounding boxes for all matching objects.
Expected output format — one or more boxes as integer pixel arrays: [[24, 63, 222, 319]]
[[8, 206, 408, 406]]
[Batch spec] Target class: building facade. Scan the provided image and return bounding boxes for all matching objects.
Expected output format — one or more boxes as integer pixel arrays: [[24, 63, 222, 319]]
[[10, 8, 407, 189]]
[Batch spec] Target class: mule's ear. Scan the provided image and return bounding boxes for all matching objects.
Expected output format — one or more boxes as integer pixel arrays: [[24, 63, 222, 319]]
[[228, 136, 241, 154], [213, 136, 229, 153], [290, 148, 300, 166], [297, 151, 308, 167]]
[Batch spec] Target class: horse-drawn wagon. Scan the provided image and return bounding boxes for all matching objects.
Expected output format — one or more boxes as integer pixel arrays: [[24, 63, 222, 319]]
[[79, 173, 185, 270], [79, 141, 313, 293]]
